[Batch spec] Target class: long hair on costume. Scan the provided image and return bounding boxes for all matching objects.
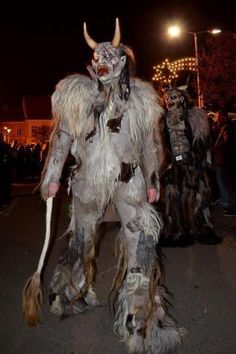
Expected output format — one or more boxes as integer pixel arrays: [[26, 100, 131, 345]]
[[22, 197, 53, 327], [83, 224, 100, 293], [109, 236, 128, 314], [22, 272, 43, 327]]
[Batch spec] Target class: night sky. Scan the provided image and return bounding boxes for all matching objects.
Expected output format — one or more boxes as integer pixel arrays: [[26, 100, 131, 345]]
[[0, 0, 235, 104]]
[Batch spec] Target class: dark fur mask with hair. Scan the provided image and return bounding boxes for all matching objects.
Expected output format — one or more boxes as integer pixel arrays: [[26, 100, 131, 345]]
[[163, 83, 193, 111]]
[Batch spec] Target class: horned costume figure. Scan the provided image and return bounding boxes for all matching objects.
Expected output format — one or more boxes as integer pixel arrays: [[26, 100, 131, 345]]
[[160, 85, 222, 247], [23, 19, 184, 353]]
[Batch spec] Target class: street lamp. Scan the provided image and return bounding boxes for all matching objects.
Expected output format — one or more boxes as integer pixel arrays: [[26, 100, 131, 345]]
[[168, 26, 221, 108], [3, 126, 8, 142], [3, 126, 11, 144], [7, 128, 11, 144]]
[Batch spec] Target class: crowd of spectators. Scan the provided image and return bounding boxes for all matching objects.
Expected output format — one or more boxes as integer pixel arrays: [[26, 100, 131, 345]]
[[208, 111, 236, 216], [0, 138, 48, 209], [0, 137, 75, 210]]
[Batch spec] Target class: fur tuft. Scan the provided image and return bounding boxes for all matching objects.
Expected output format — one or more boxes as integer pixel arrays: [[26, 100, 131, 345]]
[[187, 106, 210, 143], [143, 312, 185, 354], [127, 314, 185, 354], [114, 274, 185, 354], [22, 272, 43, 327]]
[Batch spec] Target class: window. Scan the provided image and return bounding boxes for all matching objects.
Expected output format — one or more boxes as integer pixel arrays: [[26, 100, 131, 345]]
[[16, 128, 22, 137], [32, 126, 38, 136]]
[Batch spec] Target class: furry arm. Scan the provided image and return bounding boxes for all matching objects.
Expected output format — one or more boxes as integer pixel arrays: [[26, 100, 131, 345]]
[[142, 131, 160, 190], [131, 79, 163, 191], [40, 120, 73, 199], [40, 74, 94, 199]]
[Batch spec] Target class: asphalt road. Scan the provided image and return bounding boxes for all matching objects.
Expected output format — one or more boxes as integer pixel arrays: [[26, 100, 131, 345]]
[[0, 184, 236, 354]]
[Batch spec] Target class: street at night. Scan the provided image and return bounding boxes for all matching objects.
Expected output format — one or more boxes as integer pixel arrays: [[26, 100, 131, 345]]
[[0, 2, 236, 353], [0, 184, 236, 354]]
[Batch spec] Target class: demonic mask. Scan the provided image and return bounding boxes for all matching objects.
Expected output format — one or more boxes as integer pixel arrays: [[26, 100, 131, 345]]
[[163, 88, 184, 110], [83, 18, 127, 83], [163, 87, 186, 110]]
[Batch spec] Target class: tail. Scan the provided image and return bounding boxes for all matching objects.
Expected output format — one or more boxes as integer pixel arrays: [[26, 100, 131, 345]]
[[22, 197, 53, 327]]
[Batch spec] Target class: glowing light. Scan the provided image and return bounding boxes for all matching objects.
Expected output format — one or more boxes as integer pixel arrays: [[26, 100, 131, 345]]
[[168, 26, 181, 37], [166, 24, 221, 107], [209, 28, 221, 34]]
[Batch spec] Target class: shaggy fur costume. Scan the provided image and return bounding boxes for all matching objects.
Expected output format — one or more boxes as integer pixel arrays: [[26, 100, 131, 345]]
[[160, 85, 221, 246], [40, 20, 184, 353]]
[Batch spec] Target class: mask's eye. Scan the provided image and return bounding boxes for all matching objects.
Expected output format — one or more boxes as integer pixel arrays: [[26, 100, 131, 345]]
[[93, 52, 99, 62]]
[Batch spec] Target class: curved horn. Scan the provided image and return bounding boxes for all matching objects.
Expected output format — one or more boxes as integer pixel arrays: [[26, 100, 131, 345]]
[[83, 22, 98, 49], [111, 18, 121, 48]]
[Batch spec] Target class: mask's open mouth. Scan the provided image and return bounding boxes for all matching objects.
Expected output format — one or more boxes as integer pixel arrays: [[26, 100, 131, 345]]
[[165, 100, 175, 109], [97, 65, 109, 77]]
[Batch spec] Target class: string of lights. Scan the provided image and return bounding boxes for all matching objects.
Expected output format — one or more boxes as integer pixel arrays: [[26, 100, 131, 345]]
[[152, 57, 196, 84]]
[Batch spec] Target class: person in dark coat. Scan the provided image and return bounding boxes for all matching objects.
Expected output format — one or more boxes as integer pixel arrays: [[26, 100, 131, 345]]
[[0, 132, 13, 208], [211, 110, 236, 216]]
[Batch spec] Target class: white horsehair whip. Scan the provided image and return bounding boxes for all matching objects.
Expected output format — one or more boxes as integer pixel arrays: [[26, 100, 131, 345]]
[[37, 197, 53, 273]]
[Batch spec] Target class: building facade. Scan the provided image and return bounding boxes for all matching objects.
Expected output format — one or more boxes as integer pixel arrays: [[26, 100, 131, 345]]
[[0, 96, 53, 145]]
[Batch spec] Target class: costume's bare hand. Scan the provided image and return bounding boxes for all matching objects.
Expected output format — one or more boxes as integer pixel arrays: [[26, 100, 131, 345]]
[[48, 182, 59, 198], [147, 188, 159, 203]]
